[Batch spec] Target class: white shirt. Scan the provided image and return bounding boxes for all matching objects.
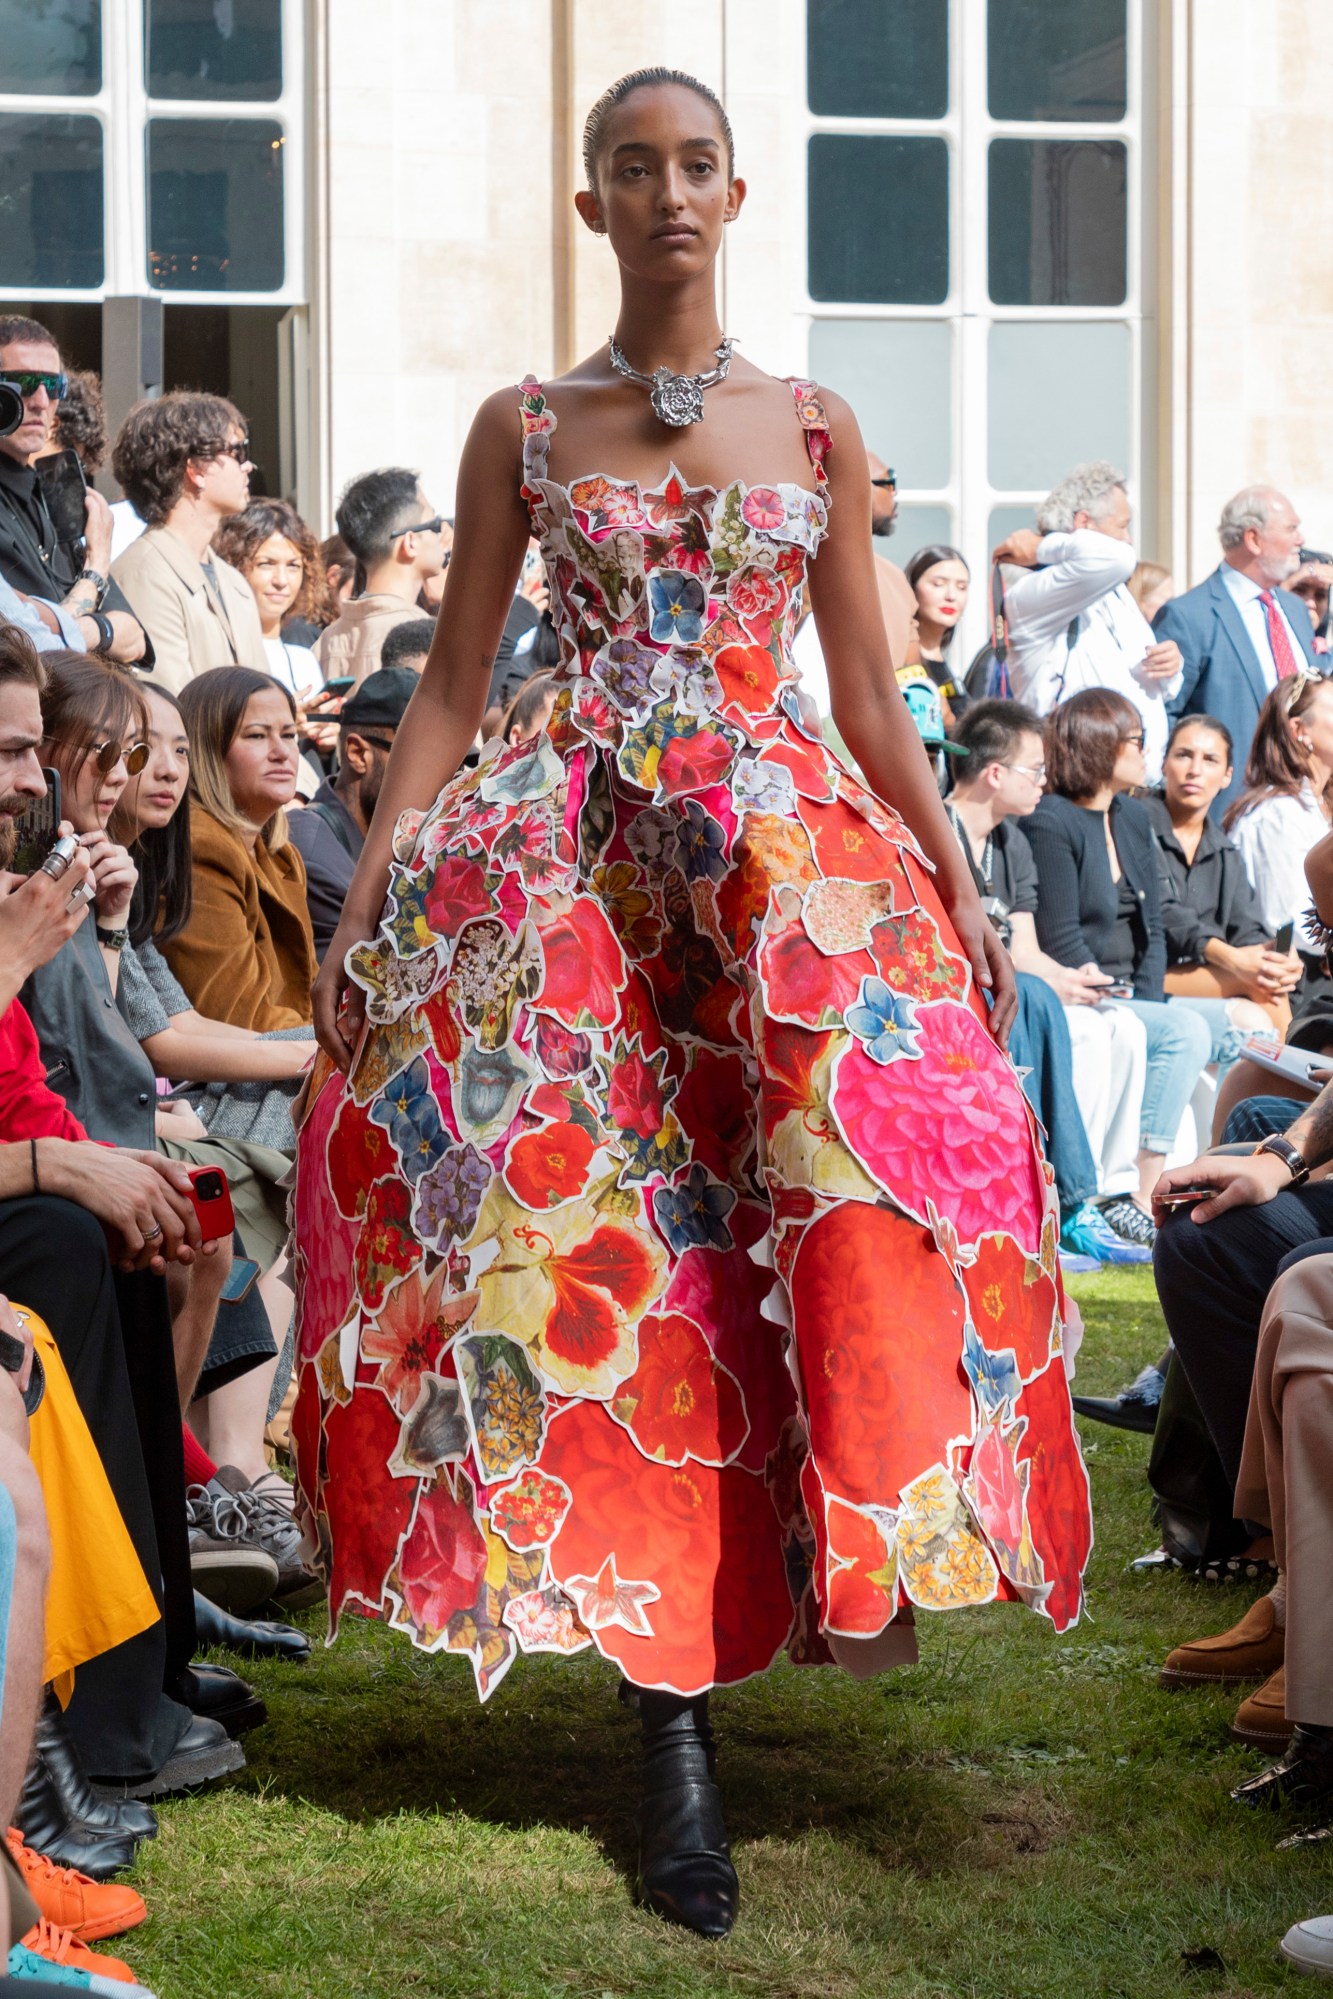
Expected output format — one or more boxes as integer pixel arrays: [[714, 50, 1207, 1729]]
[[1219, 562, 1308, 692], [1229, 783, 1327, 934], [263, 635, 324, 700], [109, 499, 145, 562], [0, 572, 85, 652], [1004, 530, 1183, 782]]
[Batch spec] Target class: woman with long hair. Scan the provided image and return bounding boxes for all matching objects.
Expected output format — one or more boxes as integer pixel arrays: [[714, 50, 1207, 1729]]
[[213, 499, 332, 699], [295, 68, 1091, 1939], [1223, 673, 1333, 936], [904, 542, 971, 724]]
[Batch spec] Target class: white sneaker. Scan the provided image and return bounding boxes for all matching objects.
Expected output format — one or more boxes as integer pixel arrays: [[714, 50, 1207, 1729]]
[[1281, 1915, 1333, 1976]]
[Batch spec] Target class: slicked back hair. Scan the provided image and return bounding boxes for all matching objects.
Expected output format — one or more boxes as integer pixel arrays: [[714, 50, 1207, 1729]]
[[582, 68, 734, 189]]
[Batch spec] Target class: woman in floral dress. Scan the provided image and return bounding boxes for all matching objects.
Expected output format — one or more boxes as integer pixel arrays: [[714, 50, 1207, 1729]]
[[297, 67, 1093, 1940]]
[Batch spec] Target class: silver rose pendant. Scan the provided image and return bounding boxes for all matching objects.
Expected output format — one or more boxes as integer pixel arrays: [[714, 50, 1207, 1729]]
[[650, 368, 706, 427]]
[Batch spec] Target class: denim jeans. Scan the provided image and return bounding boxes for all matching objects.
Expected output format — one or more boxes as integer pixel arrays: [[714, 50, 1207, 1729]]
[[1010, 971, 1098, 1215], [1109, 997, 1213, 1154], [1167, 993, 1249, 1073]]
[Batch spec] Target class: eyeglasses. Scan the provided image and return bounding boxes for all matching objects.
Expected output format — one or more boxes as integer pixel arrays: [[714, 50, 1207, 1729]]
[[390, 516, 445, 540], [213, 438, 251, 465], [0, 370, 68, 402], [1004, 760, 1047, 784], [1120, 732, 1146, 750], [49, 738, 150, 776], [870, 470, 897, 490]]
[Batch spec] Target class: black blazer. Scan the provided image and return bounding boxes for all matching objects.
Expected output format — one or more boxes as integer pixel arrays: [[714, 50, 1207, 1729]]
[[1141, 791, 1270, 966], [1026, 791, 1167, 1001], [0, 459, 143, 633]]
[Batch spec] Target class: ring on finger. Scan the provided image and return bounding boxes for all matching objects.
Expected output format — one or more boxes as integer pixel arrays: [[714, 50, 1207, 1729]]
[[142, 1221, 163, 1241]]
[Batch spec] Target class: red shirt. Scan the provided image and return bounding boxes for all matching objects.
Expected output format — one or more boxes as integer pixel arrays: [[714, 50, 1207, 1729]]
[[0, 998, 86, 1143]]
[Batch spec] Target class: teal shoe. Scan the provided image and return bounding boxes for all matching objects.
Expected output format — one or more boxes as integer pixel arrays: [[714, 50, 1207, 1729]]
[[7, 1939, 154, 1997], [1060, 1200, 1152, 1266]]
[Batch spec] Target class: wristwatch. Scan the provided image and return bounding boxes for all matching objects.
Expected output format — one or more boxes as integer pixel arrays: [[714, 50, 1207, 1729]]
[[95, 925, 129, 952], [1253, 1132, 1310, 1186], [78, 566, 108, 607]]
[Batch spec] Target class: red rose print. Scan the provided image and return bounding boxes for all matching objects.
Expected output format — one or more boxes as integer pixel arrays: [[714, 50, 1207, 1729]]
[[607, 1047, 667, 1139], [611, 1311, 749, 1466], [423, 856, 496, 939], [398, 1481, 490, 1636], [657, 729, 735, 797], [505, 1120, 597, 1208], [534, 896, 627, 1029]]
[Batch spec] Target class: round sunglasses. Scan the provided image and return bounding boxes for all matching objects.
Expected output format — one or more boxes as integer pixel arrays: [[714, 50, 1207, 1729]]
[[49, 737, 150, 776]]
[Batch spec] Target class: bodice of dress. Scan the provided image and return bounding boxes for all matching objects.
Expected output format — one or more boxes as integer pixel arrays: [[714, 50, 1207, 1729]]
[[516, 377, 832, 748]]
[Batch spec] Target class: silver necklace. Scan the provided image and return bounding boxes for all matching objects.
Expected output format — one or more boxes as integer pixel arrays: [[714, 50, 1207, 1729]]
[[608, 335, 734, 427]]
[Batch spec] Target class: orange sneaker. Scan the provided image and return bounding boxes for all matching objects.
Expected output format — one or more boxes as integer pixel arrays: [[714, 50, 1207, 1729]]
[[6, 1830, 147, 1942], [18, 1914, 140, 1983]]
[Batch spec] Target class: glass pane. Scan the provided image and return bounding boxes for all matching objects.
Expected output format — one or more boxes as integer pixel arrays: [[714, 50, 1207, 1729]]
[[0, 1, 101, 95], [988, 0, 1127, 121], [988, 138, 1126, 306], [888, 504, 956, 575], [147, 118, 284, 291], [146, 0, 282, 101], [808, 136, 949, 305], [988, 322, 1130, 490], [0, 115, 103, 288], [808, 320, 951, 490], [988, 503, 1038, 551], [807, 0, 947, 119]]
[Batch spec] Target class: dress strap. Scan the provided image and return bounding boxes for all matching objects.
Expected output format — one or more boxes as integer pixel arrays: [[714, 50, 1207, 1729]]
[[517, 376, 555, 498], [786, 378, 831, 490]]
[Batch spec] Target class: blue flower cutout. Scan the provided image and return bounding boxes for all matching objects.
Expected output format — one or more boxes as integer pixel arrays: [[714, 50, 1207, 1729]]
[[845, 975, 923, 1064], [962, 1320, 1022, 1414], [652, 1163, 736, 1254], [673, 797, 729, 883], [370, 1055, 448, 1183], [648, 570, 706, 646]]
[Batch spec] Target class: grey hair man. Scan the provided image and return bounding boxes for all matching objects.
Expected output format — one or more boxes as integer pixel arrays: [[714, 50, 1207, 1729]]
[[1156, 483, 1320, 818], [993, 461, 1184, 783]]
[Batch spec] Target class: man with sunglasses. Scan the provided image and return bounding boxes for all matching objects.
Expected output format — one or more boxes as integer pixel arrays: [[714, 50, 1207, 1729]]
[[315, 467, 449, 687], [109, 391, 265, 696], [287, 668, 419, 961], [0, 316, 147, 668], [865, 449, 918, 672]]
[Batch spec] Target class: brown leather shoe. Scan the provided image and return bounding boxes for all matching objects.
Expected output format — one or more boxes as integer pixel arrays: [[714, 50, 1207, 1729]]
[[1231, 1666, 1292, 1751], [1159, 1593, 1285, 1689]]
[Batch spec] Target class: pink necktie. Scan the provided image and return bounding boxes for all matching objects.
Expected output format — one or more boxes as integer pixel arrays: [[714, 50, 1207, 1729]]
[[1260, 589, 1300, 680]]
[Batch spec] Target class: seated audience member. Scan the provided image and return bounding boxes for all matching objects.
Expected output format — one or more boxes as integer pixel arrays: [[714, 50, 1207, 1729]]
[[1288, 552, 1333, 648], [213, 499, 330, 701], [49, 368, 107, 480], [1128, 560, 1176, 624], [903, 545, 971, 726], [865, 451, 917, 669], [316, 532, 356, 626], [1026, 688, 1212, 1246], [945, 699, 1148, 1265], [997, 460, 1184, 781], [315, 468, 448, 685], [1158, 487, 1320, 822], [0, 316, 145, 665], [380, 617, 436, 677], [167, 668, 317, 1033], [498, 671, 556, 748], [110, 393, 263, 695], [288, 668, 418, 962], [1224, 674, 1333, 937], [0, 625, 248, 1808], [417, 517, 454, 615]]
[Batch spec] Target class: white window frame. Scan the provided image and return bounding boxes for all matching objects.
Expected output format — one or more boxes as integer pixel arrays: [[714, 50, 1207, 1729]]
[[0, 0, 307, 307], [798, 0, 1152, 661]]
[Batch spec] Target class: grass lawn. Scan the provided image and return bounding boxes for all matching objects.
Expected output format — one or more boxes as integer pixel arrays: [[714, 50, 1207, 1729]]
[[121, 1268, 1331, 1999]]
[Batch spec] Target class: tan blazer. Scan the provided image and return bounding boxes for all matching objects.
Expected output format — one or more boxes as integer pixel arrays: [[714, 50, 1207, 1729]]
[[873, 554, 919, 673], [314, 595, 422, 687], [163, 803, 316, 1032], [112, 526, 266, 695]]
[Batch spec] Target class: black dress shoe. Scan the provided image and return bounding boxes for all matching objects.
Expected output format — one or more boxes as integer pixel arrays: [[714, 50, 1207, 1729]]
[[635, 1691, 738, 1940], [178, 1662, 268, 1738], [1071, 1364, 1166, 1435], [1233, 1724, 1333, 1810], [193, 1589, 311, 1660], [112, 1714, 245, 1800], [19, 1691, 157, 1844], [12, 1776, 140, 1884]]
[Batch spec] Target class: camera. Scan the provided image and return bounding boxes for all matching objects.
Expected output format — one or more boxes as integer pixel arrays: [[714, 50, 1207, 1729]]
[[0, 381, 23, 438], [979, 893, 1013, 951]]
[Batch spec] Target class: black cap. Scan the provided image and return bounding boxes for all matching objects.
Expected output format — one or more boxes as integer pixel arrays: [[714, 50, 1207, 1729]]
[[339, 667, 419, 730]]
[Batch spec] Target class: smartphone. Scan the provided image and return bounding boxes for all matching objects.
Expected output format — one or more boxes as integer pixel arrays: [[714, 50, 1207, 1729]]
[[10, 769, 61, 876], [220, 1255, 261, 1304], [187, 1165, 235, 1244], [35, 447, 87, 547], [1104, 982, 1134, 1000], [1159, 1186, 1213, 1207], [319, 676, 356, 697], [1275, 920, 1295, 955]]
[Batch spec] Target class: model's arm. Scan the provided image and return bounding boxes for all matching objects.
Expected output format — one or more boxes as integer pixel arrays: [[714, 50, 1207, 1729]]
[[806, 392, 1015, 1044], [312, 390, 532, 1067]]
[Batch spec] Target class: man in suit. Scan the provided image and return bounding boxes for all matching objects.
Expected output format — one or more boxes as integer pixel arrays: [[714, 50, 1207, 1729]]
[[110, 392, 265, 695], [1158, 486, 1321, 818]]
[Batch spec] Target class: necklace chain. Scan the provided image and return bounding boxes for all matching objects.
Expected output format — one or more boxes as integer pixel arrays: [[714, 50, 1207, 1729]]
[[607, 335, 734, 427]]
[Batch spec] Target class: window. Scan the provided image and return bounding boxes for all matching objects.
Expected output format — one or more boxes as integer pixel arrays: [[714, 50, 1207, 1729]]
[[987, 0, 1128, 121], [0, 114, 104, 288], [988, 138, 1128, 305], [147, 118, 284, 291], [807, 0, 948, 119], [145, 0, 282, 102], [0, 1, 101, 96], [807, 136, 949, 306]]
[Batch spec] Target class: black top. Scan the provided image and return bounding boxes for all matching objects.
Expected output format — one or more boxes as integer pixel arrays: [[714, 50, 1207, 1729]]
[[1025, 790, 1167, 1000], [1105, 873, 1139, 982], [1140, 790, 1270, 966], [949, 810, 1038, 916], [286, 778, 363, 965], [0, 451, 77, 598]]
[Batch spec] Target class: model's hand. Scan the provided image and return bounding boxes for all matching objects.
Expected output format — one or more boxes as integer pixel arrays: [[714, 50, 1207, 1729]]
[[992, 530, 1041, 568], [78, 827, 137, 927], [312, 921, 367, 1074], [0, 838, 93, 983], [1139, 639, 1182, 681], [1152, 1150, 1294, 1227], [946, 894, 1016, 1050]]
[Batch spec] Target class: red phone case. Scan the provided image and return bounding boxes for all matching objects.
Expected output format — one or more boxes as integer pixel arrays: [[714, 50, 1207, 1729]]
[[187, 1165, 235, 1243]]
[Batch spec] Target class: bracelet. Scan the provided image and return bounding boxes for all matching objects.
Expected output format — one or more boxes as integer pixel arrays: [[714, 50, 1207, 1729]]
[[95, 924, 128, 951], [89, 610, 114, 652], [30, 1137, 39, 1195]]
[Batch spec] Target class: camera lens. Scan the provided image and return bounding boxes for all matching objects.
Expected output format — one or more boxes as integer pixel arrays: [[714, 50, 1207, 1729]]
[[0, 381, 22, 439], [195, 1172, 223, 1200]]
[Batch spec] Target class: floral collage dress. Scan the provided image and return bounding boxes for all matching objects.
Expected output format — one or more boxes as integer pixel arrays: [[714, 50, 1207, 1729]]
[[291, 378, 1093, 1700]]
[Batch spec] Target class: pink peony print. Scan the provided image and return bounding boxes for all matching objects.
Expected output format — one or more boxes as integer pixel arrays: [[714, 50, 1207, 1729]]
[[828, 1002, 1046, 1249]]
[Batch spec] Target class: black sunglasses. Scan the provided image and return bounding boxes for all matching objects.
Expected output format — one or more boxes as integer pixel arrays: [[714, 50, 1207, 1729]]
[[0, 370, 68, 402], [870, 470, 897, 489], [213, 438, 251, 465], [390, 516, 445, 540]]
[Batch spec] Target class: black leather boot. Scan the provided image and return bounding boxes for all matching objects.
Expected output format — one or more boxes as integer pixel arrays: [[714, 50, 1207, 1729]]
[[635, 1689, 738, 1939], [23, 1690, 157, 1841], [16, 1759, 141, 1882], [193, 1589, 311, 1660], [1233, 1723, 1333, 1811]]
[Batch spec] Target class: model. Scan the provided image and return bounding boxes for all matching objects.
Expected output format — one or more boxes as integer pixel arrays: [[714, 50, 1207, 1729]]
[[295, 67, 1093, 1942]]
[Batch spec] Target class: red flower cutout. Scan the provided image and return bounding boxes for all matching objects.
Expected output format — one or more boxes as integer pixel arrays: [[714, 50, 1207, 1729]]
[[534, 896, 627, 1029], [611, 1310, 749, 1467], [962, 1233, 1058, 1382], [487, 1468, 571, 1549], [824, 1497, 899, 1637], [758, 885, 872, 1026], [327, 1093, 395, 1219], [759, 739, 834, 802], [544, 1225, 661, 1377], [672, 1049, 752, 1183], [505, 1119, 597, 1209], [323, 1389, 417, 1625], [423, 855, 496, 939], [607, 1046, 667, 1139], [715, 643, 780, 717], [397, 1481, 489, 1638], [657, 728, 735, 798], [1014, 1357, 1091, 1633], [354, 1176, 418, 1314], [797, 793, 902, 882]]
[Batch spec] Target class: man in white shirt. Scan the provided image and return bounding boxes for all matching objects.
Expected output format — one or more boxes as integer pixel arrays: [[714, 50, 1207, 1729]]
[[1157, 486, 1321, 819], [995, 460, 1183, 783]]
